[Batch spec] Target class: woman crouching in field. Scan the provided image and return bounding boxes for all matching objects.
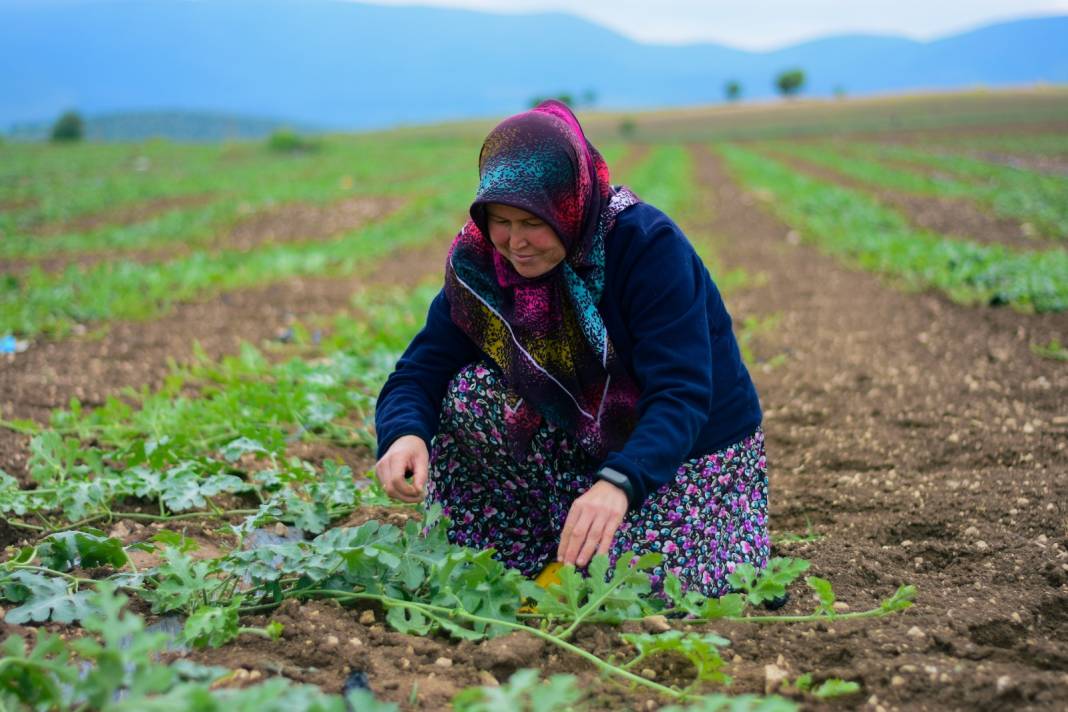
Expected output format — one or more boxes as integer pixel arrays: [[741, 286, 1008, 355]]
[[373, 100, 767, 597]]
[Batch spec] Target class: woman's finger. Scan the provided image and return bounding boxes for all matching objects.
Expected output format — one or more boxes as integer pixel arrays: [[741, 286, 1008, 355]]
[[597, 514, 622, 557], [558, 501, 586, 561], [380, 455, 421, 503], [410, 449, 429, 495], [561, 508, 593, 565], [375, 458, 397, 497], [575, 517, 605, 567]]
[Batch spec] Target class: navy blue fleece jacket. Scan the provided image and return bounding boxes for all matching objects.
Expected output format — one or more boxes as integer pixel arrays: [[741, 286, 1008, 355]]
[[374, 201, 762, 509]]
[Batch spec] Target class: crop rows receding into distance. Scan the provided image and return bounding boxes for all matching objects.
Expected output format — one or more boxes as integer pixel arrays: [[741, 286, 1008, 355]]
[[2, 90, 1067, 710]]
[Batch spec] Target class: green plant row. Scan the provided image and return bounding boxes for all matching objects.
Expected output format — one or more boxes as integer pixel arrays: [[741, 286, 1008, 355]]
[[1, 284, 439, 532], [625, 143, 694, 218], [0, 164, 475, 337], [0, 140, 227, 232], [718, 143, 1068, 312], [902, 132, 1068, 156], [1, 138, 472, 262], [0, 134, 478, 238], [817, 141, 1068, 240]]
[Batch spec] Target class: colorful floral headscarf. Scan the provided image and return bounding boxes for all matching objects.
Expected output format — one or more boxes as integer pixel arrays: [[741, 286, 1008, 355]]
[[444, 99, 642, 461]]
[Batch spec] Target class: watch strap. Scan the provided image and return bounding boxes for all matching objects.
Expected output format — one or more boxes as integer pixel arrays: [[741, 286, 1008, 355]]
[[595, 467, 634, 507]]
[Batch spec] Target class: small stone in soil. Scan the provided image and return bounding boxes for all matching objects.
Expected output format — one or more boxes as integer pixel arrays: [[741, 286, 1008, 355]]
[[764, 663, 790, 694], [641, 614, 671, 633], [907, 626, 925, 639], [435, 657, 453, 668], [359, 610, 375, 625]]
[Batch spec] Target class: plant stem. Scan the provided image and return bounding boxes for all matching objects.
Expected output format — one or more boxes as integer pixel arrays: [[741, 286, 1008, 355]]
[[2, 517, 47, 532], [292, 589, 691, 702], [62, 508, 260, 531], [10, 565, 97, 587], [654, 605, 906, 624]]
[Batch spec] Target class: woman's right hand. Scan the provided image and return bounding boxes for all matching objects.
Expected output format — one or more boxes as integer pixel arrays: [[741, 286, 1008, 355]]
[[375, 435, 430, 503]]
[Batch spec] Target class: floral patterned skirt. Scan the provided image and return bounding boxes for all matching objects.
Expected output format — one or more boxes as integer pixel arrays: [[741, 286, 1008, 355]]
[[425, 361, 770, 597]]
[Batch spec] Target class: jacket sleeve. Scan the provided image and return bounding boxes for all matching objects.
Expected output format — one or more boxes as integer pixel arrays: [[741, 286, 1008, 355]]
[[374, 287, 481, 458], [598, 217, 715, 509]]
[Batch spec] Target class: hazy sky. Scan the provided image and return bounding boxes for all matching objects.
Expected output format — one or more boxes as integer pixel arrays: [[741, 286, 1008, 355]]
[[358, 0, 1068, 49]]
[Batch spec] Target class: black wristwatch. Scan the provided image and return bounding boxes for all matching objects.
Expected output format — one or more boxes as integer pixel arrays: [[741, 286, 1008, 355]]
[[595, 467, 634, 507]]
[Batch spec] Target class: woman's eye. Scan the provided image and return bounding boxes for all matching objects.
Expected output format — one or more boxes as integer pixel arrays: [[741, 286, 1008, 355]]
[[524, 221, 543, 227]]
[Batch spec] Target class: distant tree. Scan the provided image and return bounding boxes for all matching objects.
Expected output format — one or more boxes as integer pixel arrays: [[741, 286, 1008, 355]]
[[618, 117, 637, 139], [833, 85, 848, 100], [725, 80, 742, 102], [775, 69, 806, 98], [580, 88, 597, 107], [50, 110, 84, 142], [267, 128, 319, 153], [529, 92, 575, 108]]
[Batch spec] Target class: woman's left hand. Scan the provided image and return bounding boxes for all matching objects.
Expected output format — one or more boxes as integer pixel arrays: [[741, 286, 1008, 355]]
[[557, 480, 628, 567]]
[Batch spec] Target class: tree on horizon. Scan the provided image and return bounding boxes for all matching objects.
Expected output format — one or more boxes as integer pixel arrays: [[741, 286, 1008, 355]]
[[775, 69, 806, 98], [51, 110, 84, 142]]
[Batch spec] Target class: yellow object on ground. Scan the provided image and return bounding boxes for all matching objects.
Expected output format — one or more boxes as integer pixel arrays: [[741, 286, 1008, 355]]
[[519, 562, 565, 613], [534, 561, 564, 589]]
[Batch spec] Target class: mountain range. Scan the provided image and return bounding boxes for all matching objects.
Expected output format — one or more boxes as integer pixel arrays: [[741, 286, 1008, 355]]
[[3, 0, 1066, 136]]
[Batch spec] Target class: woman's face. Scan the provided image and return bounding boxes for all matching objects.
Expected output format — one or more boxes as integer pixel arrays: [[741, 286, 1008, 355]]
[[485, 203, 566, 278]]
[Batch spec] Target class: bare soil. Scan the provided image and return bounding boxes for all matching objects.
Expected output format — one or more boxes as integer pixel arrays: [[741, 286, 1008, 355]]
[[969, 152, 1068, 178], [192, 145, 1068, 711], [2, 141, 1067, 710], [688, 145, 1067, 710]]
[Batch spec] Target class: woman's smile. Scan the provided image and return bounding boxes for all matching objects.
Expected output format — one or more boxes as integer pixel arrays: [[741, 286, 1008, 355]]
[[485, 202, 566, 278]]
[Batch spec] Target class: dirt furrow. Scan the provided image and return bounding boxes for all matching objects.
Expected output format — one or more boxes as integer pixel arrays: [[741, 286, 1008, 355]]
[[764, 150, 1047, 250], [967, 152, 1068, 178], [610, 143, 651, 182], [690, 143, 1067, 709]]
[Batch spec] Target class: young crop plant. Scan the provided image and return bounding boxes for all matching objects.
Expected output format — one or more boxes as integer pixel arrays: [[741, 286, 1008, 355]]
[[0, 583, 397, 711], [718, 143, 1068, 313], [0, 159, 472, 338], [791, 673, 861, 700], [452, 669, 585, 711], [1031, 337, 1068, 361], [0, 285, 438, 536], [0, 500, 914, 709], [851, 142, 1068, 240], [621, 630, 733, 688]]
